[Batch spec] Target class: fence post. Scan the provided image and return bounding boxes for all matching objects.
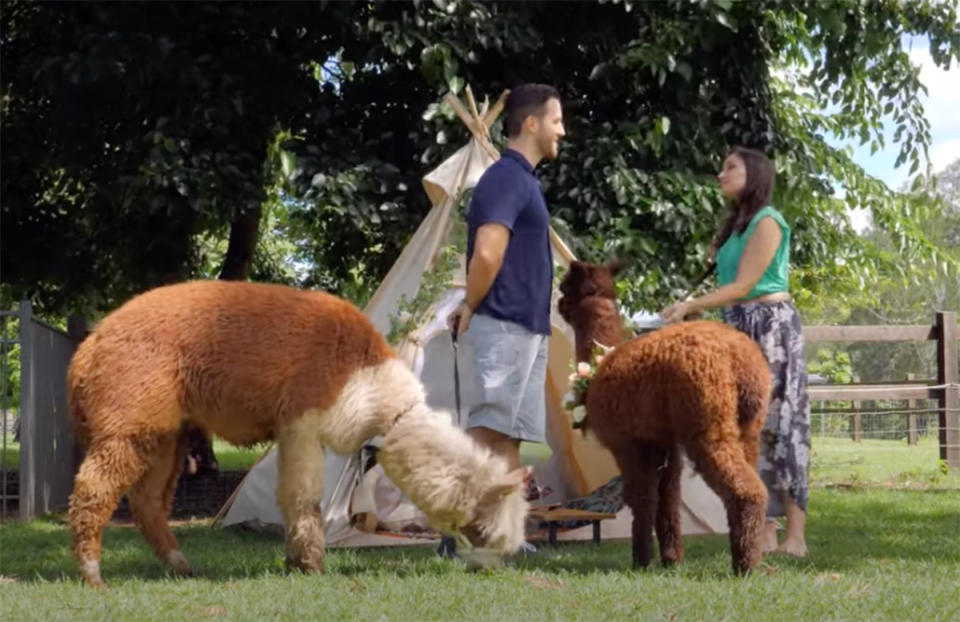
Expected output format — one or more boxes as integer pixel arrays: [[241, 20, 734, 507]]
[[936, 311, 959, 470], [906, 373, 918, 446], [851, 375, 861, 443], [17, 301, 35, 520], [67, 315, 88, 475]]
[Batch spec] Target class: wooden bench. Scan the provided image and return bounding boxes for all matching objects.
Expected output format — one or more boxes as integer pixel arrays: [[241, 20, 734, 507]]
[[528, 507, 618, 545]]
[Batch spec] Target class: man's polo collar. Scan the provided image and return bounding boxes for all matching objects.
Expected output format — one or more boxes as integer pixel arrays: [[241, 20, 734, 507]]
[[501, 148, 535, 174]]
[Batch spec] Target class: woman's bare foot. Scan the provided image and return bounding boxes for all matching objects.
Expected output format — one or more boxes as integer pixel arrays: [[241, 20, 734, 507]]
[[760, 520, 779, 553], [777, 537, 807, 557], [775, 493, 807, 557]]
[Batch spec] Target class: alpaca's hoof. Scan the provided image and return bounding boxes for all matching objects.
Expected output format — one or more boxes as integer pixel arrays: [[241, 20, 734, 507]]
[[660, 545, 683, 566], [80, 559, 106, 588], [285, 553, 325, 574], [166, 550, 193, 576]]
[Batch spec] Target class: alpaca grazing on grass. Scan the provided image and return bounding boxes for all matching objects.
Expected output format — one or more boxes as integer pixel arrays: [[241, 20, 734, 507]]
[[67, 280, 528, 587], [558, 260, 771, 574]]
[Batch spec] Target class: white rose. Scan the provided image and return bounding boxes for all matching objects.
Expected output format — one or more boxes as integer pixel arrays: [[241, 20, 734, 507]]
[[577, 362, 591, 377], [572, 405, 587, 423]]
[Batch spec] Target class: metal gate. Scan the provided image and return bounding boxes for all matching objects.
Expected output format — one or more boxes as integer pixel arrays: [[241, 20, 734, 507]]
[[1, 302, 84, 520]]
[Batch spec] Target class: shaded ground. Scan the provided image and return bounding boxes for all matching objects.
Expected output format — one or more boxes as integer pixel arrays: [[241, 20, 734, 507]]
[[1, 470, 248, 522]]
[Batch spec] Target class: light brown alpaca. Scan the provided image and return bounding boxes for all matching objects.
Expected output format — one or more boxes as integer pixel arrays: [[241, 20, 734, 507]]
[[558, 261, 771, 574], [67, 280, 528, 587]]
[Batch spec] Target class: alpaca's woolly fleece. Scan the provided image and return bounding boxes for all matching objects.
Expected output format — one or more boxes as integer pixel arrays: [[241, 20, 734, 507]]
[[558, 261, 772, 575], [66, 280, 527, 586]]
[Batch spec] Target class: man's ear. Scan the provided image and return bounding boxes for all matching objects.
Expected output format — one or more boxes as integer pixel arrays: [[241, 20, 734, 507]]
[[523, 114, 539, 135]]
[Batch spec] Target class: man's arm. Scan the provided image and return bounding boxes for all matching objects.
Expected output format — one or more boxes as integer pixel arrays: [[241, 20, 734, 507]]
[[465, 223, 511, 309], [451, 222, 511, 334]]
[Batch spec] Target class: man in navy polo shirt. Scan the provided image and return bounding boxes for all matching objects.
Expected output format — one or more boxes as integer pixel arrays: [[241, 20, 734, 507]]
[[449, 83, 565, 483]]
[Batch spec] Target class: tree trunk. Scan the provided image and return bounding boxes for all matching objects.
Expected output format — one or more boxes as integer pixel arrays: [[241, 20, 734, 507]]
[[183, 205, 262, 479], [218, 206, 262, 281]]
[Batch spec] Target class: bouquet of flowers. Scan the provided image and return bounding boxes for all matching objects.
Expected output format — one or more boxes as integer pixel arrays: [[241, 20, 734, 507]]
[[562, 342, 614, 429]]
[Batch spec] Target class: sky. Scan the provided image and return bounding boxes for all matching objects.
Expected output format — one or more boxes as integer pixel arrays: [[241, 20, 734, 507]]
[[831, 36, 960, 231]]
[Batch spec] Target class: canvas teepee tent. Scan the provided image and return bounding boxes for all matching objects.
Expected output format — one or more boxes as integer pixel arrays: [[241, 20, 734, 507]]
[[215, 88, 729, 545]]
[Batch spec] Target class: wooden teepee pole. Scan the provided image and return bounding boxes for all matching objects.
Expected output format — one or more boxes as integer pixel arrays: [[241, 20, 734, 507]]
[[443, 87, 510, 162]]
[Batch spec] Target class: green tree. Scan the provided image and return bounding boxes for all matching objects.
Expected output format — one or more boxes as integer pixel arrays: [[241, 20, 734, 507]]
[[3, 0, 958, 322], [283, 0, 960, 314], [840, 158, 960, 383], [1, 2, 352, 314]]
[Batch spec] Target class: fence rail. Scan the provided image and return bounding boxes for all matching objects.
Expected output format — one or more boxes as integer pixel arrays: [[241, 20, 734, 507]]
[[805, 311, 959, 469]]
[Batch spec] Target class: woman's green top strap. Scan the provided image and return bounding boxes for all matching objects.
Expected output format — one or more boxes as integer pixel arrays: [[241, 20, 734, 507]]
[[715, 205, 791, 300]]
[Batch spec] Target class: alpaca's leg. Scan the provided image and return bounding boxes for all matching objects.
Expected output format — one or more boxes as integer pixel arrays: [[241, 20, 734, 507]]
[[655, 445, 685, 566], [276, 420, 326, 573], [738, 393, 776, 552], [68, 437, 152, 587], [127, 431, 191, 576], [738, 393, 766, 469], [614, 442, 667, 569], [688, 439, 767, 575]]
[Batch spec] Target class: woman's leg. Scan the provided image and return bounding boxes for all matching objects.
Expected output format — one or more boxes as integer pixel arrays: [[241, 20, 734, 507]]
[[777, 492, 807, 556]]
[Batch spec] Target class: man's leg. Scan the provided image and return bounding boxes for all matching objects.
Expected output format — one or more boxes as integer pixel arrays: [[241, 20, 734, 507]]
[[440, 315, 526, 558], [468, 426, 521, 471]]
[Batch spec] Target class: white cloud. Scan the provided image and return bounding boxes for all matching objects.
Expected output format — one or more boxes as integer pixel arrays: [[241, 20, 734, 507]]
[[931, 138, 960, 173], [849, 207, 871, 233], [909, 46, 960, 135]]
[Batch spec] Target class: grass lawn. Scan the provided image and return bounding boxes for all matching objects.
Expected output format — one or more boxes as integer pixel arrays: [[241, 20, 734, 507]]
[[1, 488, 958, 621], [811, 435, 960, 490], [2, 430, 957, 621]]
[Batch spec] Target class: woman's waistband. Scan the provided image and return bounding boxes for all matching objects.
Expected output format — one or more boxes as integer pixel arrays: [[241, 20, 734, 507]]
[[730, 291, 792, 306]]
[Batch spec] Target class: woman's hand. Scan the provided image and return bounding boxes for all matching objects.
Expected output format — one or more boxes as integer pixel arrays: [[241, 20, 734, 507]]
[[660, 300, 695, 325]]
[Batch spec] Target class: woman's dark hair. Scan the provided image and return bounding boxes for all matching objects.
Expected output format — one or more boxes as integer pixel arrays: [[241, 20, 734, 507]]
[[713, 146, 775, 254], [504, 83, 560, 137]]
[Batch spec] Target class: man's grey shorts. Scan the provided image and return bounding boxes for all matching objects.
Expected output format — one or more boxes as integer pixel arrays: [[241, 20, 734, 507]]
[[464, 313, 549, 443]]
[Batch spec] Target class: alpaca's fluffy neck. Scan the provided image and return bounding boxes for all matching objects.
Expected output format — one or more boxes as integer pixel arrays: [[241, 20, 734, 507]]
[[572, 297, 625, 362], [376, 404, 505, 534]]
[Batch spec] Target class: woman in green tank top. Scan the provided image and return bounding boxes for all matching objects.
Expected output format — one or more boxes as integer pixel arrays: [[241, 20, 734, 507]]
[[660, 147, 811, 558]]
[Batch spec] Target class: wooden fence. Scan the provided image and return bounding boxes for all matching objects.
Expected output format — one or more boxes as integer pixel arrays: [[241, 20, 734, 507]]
[[805, 311, 959, 469]]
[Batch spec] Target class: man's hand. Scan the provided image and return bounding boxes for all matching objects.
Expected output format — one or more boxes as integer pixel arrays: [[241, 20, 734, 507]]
[[449, 302, 474, 336]]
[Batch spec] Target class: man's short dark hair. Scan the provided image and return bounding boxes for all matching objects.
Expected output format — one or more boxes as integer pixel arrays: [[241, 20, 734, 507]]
[[504, 84, 560, 138]]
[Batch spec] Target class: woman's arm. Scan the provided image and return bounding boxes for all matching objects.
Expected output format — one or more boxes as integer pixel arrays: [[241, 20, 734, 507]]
[[660, 217, 782, 323]]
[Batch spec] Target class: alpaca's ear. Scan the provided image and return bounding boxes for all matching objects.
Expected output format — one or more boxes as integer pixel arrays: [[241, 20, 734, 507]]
[[606, 258, 627, 276], [484, 467, 529, 500], [593, 340, 615, 355]]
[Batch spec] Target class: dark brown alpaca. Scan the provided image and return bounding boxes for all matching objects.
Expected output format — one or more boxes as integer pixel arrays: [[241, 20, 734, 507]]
[[558, 260, 771, 574], [557, 260, 630, 362]]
